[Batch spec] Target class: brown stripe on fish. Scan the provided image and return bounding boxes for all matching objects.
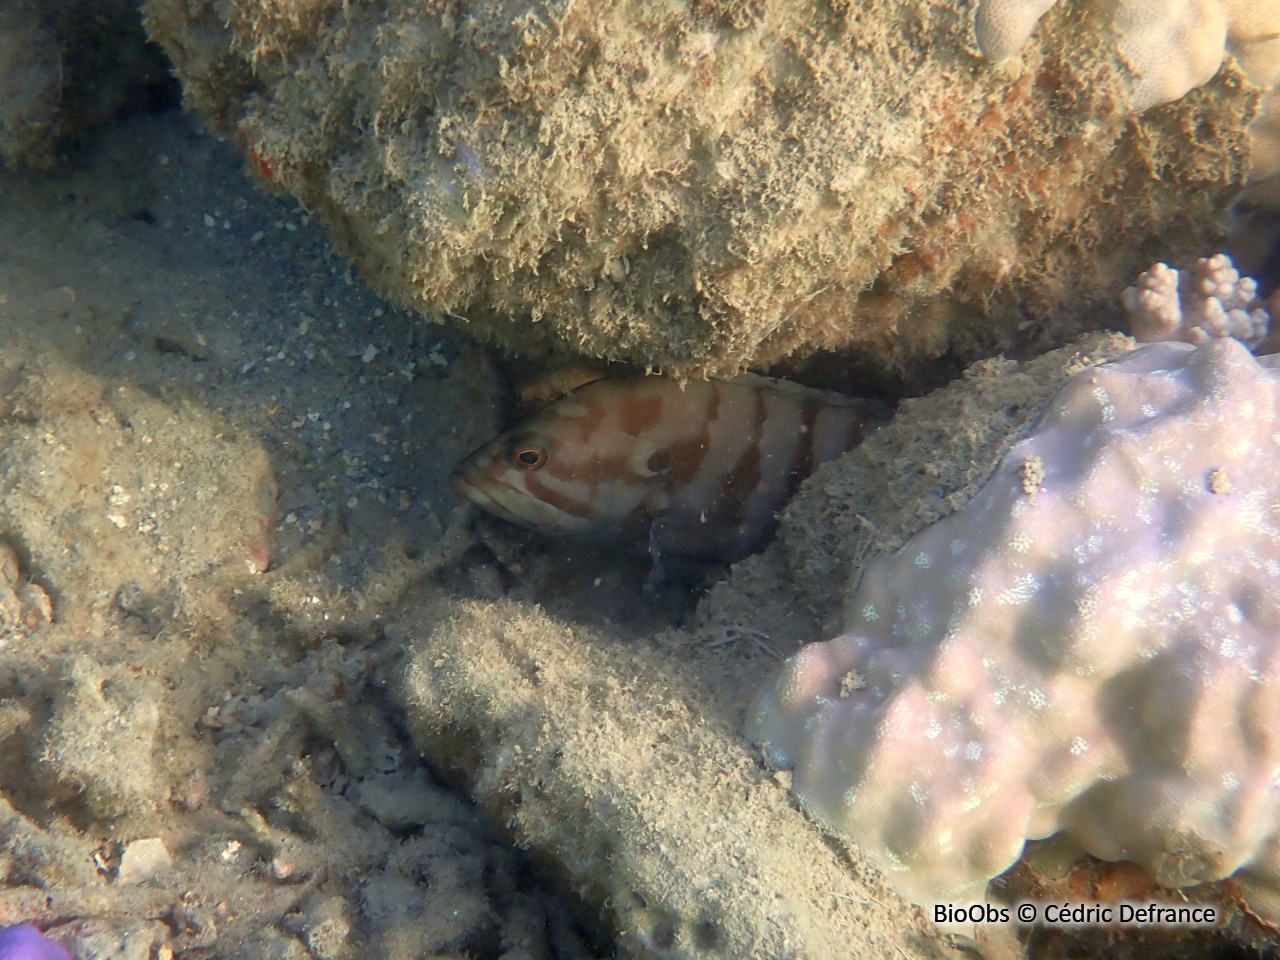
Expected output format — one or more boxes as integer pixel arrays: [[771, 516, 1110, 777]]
[[618, 390, 666, 436], [661, 380, 721, 489], [789, 397, 823, 492], [544, 447, 649, 505], [522, 381, 686, 522], [702, 384, 769, 546], [558, 394, 610, 447], [715, 386, 816, 555], [522, 469, 600, 521]]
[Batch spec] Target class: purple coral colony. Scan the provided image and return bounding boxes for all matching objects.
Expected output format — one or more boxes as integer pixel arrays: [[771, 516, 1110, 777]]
[[750, 328, 1280, 916], [0, 926, 70, 960]]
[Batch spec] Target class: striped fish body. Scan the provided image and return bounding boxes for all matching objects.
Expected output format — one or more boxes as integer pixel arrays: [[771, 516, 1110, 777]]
[[450, 373, 886, 562]]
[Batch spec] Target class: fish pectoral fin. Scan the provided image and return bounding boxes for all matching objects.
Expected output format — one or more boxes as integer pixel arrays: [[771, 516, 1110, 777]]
[[646, 512, 698, 574], [646, 519, 669, 590], [647, 508, 763, 565]]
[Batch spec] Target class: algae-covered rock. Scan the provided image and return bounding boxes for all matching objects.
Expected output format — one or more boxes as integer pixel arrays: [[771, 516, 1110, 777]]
[[42, 658, 166, 826], [143, 0, 1254, 376]]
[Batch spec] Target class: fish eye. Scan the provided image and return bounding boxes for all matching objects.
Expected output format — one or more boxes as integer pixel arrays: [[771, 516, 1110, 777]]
[[514, 445, 547, 469]]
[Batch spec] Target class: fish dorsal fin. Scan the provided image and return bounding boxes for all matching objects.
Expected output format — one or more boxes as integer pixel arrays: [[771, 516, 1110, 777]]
[[722, 372, 858, 406]]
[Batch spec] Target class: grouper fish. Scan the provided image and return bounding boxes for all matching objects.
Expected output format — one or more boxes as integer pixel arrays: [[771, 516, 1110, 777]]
[[450, 373, 887, 566]]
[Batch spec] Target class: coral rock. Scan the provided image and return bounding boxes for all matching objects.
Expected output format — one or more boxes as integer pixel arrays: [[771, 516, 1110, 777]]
[[749, 338, 1280, 918], [1115, 0, 1228, 112], [975, 0, 1061, 61]]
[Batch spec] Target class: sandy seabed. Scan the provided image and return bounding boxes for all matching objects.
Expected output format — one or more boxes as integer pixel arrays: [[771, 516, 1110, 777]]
[[0, 106, 613, 960]]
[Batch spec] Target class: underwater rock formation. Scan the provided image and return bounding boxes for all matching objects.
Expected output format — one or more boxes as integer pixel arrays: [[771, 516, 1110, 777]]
[[143, 0, 1254, 377], [0, 0, 170, 167], [399, 597, 941, 960], [749, 337, 1280, 919]]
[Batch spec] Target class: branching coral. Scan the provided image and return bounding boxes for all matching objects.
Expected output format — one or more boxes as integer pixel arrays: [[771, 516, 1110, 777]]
[[749, 338, 1280, 919], [1121, 253, 1270, 347]]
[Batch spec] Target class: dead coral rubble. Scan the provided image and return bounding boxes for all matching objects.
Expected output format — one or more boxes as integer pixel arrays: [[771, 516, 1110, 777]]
[[143, 0, 1253, 377], [398, 598, 942, 960]]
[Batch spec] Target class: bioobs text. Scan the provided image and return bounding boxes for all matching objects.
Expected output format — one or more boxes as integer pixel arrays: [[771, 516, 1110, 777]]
[[933, 904, 1009, 924], [934, 902, 1220, 926]]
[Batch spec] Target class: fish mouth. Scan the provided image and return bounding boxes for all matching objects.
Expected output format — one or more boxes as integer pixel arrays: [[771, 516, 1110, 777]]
[[449, 469, 552, 530]]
